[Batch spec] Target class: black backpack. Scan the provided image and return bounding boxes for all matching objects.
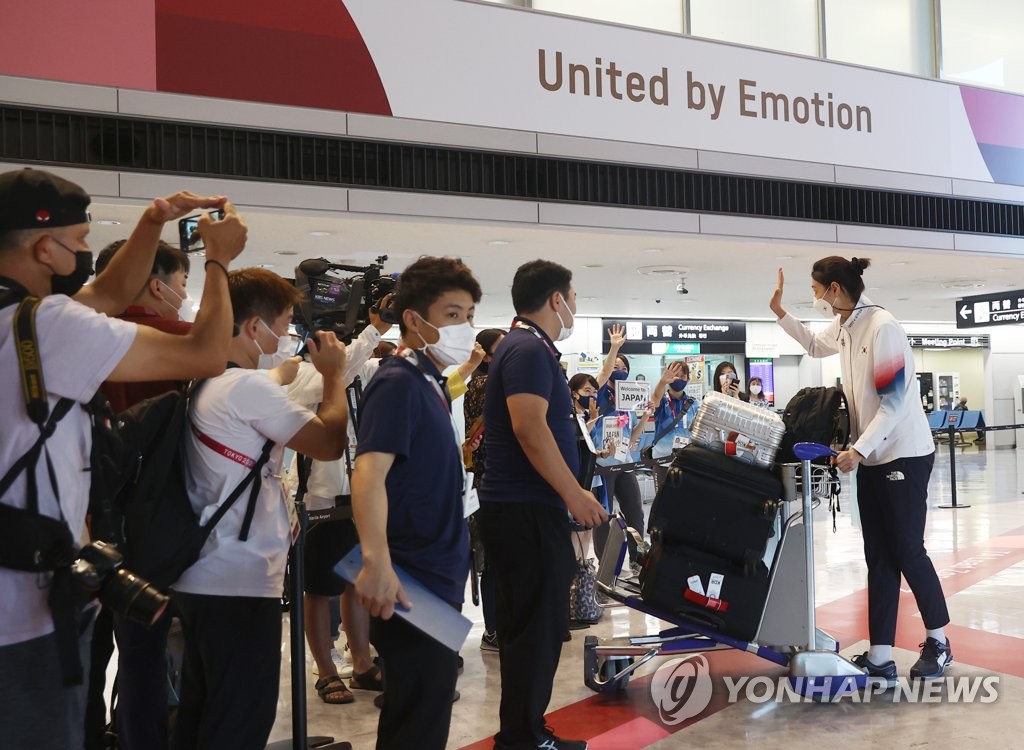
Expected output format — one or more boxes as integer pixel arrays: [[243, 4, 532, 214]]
[[777, 386, 850, 464], [101, 381, 273, 590]]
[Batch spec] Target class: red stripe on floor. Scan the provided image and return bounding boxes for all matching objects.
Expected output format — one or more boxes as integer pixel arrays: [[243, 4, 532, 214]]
[[586, 716, 670, 748]]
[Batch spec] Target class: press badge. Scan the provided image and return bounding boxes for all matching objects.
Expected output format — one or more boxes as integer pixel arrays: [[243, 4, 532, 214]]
[[463, 470, 480, 517], [614, 440, 631, 463]]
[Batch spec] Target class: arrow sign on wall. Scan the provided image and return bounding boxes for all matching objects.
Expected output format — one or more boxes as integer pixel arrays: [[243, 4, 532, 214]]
[[955, 290, 1024, 329]]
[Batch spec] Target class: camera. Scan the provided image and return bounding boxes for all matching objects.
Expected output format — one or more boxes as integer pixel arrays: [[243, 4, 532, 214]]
[[675, 282, 689, 294], [178, 210, 227, 253], [70, 541, 169, 627], [293, 255, 398, 340]]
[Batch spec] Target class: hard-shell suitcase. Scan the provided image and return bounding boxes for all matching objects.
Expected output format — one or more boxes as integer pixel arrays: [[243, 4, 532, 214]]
[[690, 391, 786, 468], [649, 444, 782, 565], [640, 540, 769, 642]]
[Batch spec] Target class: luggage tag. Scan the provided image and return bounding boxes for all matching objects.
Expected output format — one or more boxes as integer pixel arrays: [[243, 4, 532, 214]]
[[706, 572, 724, 599], [614, 439, 631, 463], [463, 470, 480, 517], [687, 575, 706, 596]]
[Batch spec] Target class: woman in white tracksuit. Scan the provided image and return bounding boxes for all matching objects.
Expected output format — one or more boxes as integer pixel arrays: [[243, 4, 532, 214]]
[[771, 255, 952, 685]]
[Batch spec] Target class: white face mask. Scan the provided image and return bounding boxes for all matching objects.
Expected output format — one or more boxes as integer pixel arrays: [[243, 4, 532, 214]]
[[750, 385, 762, 395], [813, 287, 837, 318], [254, 319, 294, 369], [158, 282, 197, 323], [555, 292, 575, 342], [415, 314, 476, 367]]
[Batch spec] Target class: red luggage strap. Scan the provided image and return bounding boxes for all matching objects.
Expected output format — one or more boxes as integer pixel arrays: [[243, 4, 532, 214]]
[[191, 424, 257, 468], [683, 588, 730, 612]]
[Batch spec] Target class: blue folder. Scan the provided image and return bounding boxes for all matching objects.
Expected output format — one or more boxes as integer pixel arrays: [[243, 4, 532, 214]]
[[335, 545, 472, 653]]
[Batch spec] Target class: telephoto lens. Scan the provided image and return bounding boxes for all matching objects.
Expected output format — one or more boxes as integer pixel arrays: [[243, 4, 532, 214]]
[[70, 541, 170, 626]]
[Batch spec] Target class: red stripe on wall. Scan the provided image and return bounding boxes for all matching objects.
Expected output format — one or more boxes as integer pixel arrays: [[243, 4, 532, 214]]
[[155, 1, 390, 115]]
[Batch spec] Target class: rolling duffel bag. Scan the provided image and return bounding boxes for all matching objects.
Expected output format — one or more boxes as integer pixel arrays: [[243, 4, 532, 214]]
[[648, 444, 782, 566], [639, 539, 770, 642]]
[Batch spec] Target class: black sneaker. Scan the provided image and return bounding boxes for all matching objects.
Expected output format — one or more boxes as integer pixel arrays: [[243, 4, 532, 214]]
[[910, 637, 953, 679], [480, 630, 499, 652], [852, 652, 898, 689], [535, 727, 587, 750]]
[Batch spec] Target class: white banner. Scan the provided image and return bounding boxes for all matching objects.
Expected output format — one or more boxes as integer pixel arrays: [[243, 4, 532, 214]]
[[343, 0, 997, 182]]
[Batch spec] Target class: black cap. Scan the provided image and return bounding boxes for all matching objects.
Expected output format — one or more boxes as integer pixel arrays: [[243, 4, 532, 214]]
[[0, 168, 91, 234]]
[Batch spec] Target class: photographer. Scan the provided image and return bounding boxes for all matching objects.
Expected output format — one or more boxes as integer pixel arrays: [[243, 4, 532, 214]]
[[87, 239, 195, 750], [350, 256, 481, 750], [170, 268, 349, 750], [0, 167, 246, 750], [284, 302, 394, 705]]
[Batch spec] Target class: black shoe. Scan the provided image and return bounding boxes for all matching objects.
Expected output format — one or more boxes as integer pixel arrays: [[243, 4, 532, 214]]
[[562, 631, 572, 642], [535, 727, 587, 749], [373, 693, 385, 709], [851, 652, 898, 689], [456, 654, 464, 675], [910, 637, 953, 679], [567, 619, 591, 631]]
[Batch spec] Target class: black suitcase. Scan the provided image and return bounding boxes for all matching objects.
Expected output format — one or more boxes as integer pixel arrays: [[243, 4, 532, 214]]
[[640, 540, 769, 641], [648, 444, 782, 565]]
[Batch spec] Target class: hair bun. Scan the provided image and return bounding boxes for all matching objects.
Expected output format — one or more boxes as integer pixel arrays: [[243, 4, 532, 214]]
[[850, 256, 869, 276]]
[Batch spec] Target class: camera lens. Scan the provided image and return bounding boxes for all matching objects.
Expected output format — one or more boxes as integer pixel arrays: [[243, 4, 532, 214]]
[[100, 570, 170, 627]]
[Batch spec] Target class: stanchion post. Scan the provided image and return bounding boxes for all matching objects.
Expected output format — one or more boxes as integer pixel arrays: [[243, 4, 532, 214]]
[[938, 423, 970, 509]]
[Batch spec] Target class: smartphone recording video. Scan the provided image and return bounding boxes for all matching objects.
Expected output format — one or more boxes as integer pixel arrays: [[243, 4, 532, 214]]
[[178, 210, 226, 253]]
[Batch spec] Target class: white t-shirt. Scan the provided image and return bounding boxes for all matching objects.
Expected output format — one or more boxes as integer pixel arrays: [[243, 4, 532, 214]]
[[0, 293, 136, 646], [285, 326, 382, 510], [174, 368, 314, 598]]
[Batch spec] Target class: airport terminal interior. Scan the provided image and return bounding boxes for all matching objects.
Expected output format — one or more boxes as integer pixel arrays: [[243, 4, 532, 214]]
[[7, 1, 1024, 749]]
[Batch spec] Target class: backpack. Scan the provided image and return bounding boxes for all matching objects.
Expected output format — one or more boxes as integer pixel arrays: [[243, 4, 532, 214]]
[[776, 386, 850, 464], [105, 381, 274, 590]]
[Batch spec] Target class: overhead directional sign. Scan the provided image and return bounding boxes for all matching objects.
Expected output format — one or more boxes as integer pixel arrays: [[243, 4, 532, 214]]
[[955, 290, 1024, 329]]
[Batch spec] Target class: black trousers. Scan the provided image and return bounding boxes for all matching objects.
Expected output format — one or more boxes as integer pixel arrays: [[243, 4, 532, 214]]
[[171, 593, 281, 750], [112, 609, 173, 750], [856, 453, 950, 645], [370, 613, 459, 750], [478, 501, 575, 746], [594, 471, 645, 563]]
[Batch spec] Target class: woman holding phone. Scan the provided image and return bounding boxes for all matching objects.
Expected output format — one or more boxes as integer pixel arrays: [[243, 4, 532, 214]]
[[713, 361, 748, 401]]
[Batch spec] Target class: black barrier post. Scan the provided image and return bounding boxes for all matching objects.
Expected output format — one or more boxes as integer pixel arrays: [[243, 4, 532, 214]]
[[938, 423, 970, 510]]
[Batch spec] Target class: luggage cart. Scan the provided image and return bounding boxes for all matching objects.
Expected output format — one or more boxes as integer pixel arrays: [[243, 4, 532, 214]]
[[584, 443, 867, 698]]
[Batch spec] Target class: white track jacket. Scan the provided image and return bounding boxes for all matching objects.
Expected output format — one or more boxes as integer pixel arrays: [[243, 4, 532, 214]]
[[777, 295, 934, 466]]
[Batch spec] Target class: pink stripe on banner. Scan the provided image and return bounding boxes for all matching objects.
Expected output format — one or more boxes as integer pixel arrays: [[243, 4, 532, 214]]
[[586, 717, 671, 749], [960, 85, 1024, 150]]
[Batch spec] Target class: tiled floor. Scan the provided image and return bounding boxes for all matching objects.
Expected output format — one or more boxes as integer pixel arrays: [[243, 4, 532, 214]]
[[269, 445, 1024, 749]]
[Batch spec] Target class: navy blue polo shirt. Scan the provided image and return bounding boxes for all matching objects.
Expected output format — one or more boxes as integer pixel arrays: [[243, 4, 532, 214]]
[[355, 352, 468, 606], [479, 319, 579, 508]]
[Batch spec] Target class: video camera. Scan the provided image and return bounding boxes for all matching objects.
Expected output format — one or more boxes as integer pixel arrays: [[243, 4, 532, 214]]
[[293, 255, 398, 340]]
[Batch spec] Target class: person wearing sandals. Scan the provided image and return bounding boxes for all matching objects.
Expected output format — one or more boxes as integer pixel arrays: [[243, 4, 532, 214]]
[[351, 257, 482, 750]]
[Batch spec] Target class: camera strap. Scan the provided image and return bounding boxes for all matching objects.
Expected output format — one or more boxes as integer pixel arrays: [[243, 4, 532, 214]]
[[0, 293, 75, 518]]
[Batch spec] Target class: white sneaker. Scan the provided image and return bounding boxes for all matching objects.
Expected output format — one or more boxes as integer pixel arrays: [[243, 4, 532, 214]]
[[311, 647, 353, 678], [332, 647, 354, 678]]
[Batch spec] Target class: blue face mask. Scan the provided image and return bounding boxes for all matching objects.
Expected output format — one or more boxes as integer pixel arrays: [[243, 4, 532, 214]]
[[577, 395, 592, 409], [609, 370, 629, 382], [670, 379, 687, 393]]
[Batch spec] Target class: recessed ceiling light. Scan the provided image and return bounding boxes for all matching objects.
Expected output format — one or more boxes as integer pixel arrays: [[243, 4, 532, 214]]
[[488, 240, 510, 246], [891, 261, 907, 266], [868, 287, 880, 291], [896, 297, 910, 301], [637, 265, 688, 276], [776, 255, 794, 260], [275, 250, 299, 256], [644, 248, 663, 254], [95, 219, 121, 226], [991, 268, 1006, 273], [256, 263, 275, 269], [583, 264, 604, 269], [309, 231, 332, 237]]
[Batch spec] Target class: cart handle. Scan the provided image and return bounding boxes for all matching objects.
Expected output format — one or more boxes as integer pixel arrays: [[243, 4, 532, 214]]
[[792, 442, 838, 461]]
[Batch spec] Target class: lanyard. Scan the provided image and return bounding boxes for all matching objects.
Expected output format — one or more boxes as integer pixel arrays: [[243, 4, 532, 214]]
[[397, 348, 467, 484], [513, 319, 559, 359]]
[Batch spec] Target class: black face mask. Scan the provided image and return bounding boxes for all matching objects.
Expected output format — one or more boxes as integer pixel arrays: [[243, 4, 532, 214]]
[[50, 250, 94, 297]]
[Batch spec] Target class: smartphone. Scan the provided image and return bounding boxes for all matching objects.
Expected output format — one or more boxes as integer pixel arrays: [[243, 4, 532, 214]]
[[467, 416, 485, 444], [178, 209, 226, 253]]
